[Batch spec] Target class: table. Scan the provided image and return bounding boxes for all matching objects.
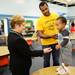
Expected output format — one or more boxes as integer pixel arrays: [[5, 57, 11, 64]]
[[0, 46, 9, 56], [31, 66, 75, 75]]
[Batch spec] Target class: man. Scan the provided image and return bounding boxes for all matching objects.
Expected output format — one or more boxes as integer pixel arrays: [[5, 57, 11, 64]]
[[36, 1, 60, 67]]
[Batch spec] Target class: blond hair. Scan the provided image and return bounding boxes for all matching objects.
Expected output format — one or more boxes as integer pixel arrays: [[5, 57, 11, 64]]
[[11, 15, 25, 28]]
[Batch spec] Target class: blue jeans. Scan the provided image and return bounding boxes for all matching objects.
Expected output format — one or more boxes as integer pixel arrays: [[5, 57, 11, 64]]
[[42, 43, 60, 67]]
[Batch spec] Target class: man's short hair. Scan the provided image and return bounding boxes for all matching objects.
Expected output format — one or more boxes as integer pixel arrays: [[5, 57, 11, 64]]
[[39, 1, 48, 9]]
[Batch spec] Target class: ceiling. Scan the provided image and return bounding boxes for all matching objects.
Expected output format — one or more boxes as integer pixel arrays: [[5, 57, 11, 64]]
[[40, 0, 75, 7], [54, 0, 75, 4]]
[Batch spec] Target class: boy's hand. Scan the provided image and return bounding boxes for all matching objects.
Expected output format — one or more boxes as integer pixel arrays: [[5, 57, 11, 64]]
[[56, 44, 62, 49], [43, 48, 52, 53]]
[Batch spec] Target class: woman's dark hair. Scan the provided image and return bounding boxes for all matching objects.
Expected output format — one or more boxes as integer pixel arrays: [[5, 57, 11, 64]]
[[39, 1, 48, 9], [57, 16, 67, 24]]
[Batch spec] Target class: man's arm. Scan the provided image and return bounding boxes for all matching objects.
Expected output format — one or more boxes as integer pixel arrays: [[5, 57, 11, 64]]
[[37, 30, 57, 39]]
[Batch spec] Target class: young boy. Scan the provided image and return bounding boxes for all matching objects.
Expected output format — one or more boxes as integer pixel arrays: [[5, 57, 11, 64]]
[[56, 16, 72, 66]]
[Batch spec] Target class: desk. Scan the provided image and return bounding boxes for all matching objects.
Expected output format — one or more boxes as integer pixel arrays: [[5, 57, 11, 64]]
[[31, 66, 75, 75], [0, 46, 9, 56]]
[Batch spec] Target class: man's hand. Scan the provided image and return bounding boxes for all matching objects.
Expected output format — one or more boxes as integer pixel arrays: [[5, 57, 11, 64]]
[[43, 48, 52, 53], [56, 44, 62, 49], [51, 34, 58, 39]]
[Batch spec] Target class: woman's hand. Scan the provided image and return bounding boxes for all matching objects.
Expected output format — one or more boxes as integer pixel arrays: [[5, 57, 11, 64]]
[[43, 48, 52, 53]]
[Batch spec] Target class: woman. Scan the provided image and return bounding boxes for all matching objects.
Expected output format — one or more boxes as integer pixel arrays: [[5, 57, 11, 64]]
[[7, 15, 52, 75]]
